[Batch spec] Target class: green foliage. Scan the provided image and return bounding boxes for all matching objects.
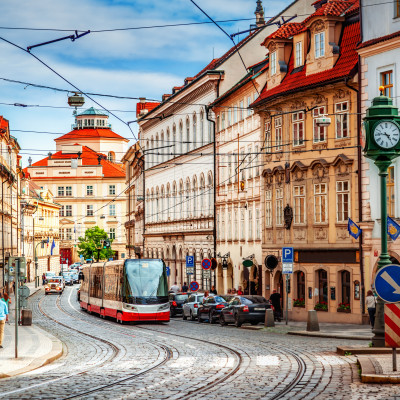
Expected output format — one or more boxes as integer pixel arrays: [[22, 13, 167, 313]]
[[344, 351, 352, 356], [77, 226, 114, 261]]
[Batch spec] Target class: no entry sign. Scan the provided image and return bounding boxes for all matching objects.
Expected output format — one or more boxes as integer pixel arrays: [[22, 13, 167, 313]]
[[202, 258, 211, 270], [190, 281, 199, 292]]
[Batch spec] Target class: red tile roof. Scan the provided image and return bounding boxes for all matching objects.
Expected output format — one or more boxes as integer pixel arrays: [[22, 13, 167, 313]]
[[253, 21, 360, 105], [0, 116, 9, 133], [29, 145, 125, 178], [55, 128, 127, 142], [136, 101, 160, 118], [357, 29, 400, 50], [304, 0, 357, 22], [262, 22, 304, 43]]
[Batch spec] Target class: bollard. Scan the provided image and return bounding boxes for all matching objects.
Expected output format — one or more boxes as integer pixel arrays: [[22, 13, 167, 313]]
[[264, 309, 275, 327], [307, 310, 320, 331]]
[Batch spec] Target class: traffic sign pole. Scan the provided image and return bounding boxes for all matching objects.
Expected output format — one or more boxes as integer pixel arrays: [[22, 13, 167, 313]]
[[15, 258, 19, 359]]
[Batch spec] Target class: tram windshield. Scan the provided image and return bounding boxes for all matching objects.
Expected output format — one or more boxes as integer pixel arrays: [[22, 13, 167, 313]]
[[124, 259, 169, 304]]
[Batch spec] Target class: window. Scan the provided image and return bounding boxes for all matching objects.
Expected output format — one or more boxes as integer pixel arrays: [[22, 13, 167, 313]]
[[256, 208, 261, 239], [318, 269, 328, 303], [217, 214, 220, 239], [228, 153, 232, 183], [313, 106, 326, 143], [86, 185, 93, 196], [265, 121, 272, 153], [109, 228, 116, 240], [381, 70, 393, 98], [65, 186, 72, 196], [240, 210, 245, 240], [60, 205, 64, 217], [276, 188, 283, 226], [220, 155, 225, 183], [86, 205, 94, 216], [275, 117, 282, 150], [65, 205, 72, 217], [221, 210, 225, 240], [292, 112, 305, 146], [315, 31, 325, 58], [397, 0, 400, 18], [294, 185, 306, 224], [57, 186, 64, 197], [255, 145, 260, 177], [109, 185, 116, 195], [239, 100, 244, 120], [221, 112, 225, 130], [247, 146, 253, 179], [186, 119, 190, 152], [228, 108, 232, 126], [387, 166, 395, 217], [107, 152, 115, 162], [234, 210, 238, 240], [270, 51, 276, 75], [233, 106, 238, 124], [200, 113, 204, 146], [341, 270, 351, 304], [296, 271, 305, 300], [266, 190, 272, 227], [240, 150, 246, 181], [247, 96, 252, 117], [335, 102, 349, 139], [314, 183, 327, 223], [193, 115, 197, 147], [336, 181, 350, 222], [109, 204, 116, 216], [228, 211, 232, 240], [295, 41, 302, 67], [248, 209, 253, 240], [233, 157, 238, 183], [66, 228, 72, 240]]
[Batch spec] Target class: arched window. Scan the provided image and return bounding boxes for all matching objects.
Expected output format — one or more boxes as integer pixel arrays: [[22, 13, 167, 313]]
[[150, 189, 154, 222], [166, 184, 171, 220], [296, 271, 305, 300], [156, 187, 160, 222], [317, 269, 328, 304], [160, 131, 164, 163], [208, 117, 212, 143], [200, 175, 205, 216], [166, 128, 170, 161], [172, 182, 177, 220], [155, 134, 159, 164], [107, 151, 115, 162], [193, 114, 197, 149], [186, 180, 191, 218], [179, 122, 183, 155], [341, 270, 351, 304], [186, 118, 190, 153], [161, 186, 165, 221], [179, 181, 184, 219], [193, 177, 198, 217], [200, 111, 204, 147], [150, 137, 154, 166], [208, 173, 213, 215], [172, 124, 177, 160]]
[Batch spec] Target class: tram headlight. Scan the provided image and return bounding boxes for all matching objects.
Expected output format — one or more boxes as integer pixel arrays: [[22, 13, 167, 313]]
[[158, 303, 170, 311]]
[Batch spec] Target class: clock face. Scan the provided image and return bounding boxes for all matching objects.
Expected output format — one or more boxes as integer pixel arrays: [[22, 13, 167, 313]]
[[373, 121, 400, 149]]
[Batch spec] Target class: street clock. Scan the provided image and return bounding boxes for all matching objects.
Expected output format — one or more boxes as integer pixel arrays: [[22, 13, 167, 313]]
[[373, 121, 400, 149]]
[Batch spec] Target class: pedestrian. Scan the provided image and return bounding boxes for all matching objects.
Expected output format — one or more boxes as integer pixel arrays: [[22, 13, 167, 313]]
[[366, 290, 377, 328], [181, 282, 189, 292], [170, 282, 180, 293], [237, 286, 243, 295], [210, 285, 217, 295], [0, 292, 9, 348], [227, 289, 232, 294], [202, 290, 210, 303], [232, 288, 237, 294], [42, 273, 46, 286], [270, 289, 282, 321]]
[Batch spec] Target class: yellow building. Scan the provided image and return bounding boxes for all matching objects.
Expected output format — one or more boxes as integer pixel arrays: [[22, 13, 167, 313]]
[[252, 0, 365, 323]]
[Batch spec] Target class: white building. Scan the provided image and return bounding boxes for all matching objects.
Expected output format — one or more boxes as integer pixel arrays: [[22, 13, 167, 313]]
[[358, 0, 400, 292]]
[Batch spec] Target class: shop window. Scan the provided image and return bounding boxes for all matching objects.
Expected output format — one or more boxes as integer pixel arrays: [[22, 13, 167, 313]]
[[318, 269, 328, 303], [341, 270, 351, 304], [296, 271, 305, 300]]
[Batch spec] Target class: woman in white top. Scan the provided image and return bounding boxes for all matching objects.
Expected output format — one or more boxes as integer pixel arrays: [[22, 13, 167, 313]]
[[366, 290, 376, 328]]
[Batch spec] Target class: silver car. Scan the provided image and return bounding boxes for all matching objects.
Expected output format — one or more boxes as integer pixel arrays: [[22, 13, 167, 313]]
[[182, 293, 204, 321]]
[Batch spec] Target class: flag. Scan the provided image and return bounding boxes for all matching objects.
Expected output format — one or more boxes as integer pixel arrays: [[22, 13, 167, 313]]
[[348, 218, 362, 239], [50, 238, 56, 255], [388, 216, 400, 241]]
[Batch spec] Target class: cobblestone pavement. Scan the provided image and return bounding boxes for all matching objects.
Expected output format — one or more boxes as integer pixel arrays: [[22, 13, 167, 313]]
[[1, 287, 400, 400]]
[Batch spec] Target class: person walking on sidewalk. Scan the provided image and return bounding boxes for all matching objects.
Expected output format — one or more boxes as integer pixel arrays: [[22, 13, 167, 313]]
[[366, 290, 377, 328], [1, 293, 10, 324], [0, 292, 9, 349]]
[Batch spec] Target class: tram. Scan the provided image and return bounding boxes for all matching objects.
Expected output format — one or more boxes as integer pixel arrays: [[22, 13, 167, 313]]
[[79, 259, 170, 323]]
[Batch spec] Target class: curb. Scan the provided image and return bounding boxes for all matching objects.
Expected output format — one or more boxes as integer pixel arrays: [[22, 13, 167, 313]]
[[288, 331, 372, 341], [358, 355, 400, 383], [337, 346, 400, 355], [0, 326, 63, 379]]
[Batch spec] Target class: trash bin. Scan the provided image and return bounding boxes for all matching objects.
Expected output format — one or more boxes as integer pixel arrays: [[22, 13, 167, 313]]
[[21, 309, 32, 326]]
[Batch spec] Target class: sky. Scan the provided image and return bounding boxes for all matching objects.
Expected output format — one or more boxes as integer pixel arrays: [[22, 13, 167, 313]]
[[0, 0, 292, 166]]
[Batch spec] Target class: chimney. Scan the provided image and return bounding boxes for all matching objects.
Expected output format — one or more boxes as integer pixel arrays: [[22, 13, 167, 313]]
[[255, 0, 265, 27], [139, 97, 146, 104]]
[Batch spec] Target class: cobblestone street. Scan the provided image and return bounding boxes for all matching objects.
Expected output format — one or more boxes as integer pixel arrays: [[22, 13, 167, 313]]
[[1, 288, 399, 400]]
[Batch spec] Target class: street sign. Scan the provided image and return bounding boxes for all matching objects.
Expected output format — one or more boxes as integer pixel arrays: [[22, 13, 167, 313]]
[[282, 263, 293, 274], [374, 264, 400, 303], [282, 247, 294, 263], [186, 266, 194, 275], [202, 258, 211, 270], [186, 255, 194, 268], [385, 303, 400, 347], [203, 270, 211, 278], [166, 266, 170, 276], [190, 281, 199, 292], [211, 258, 218, 270]]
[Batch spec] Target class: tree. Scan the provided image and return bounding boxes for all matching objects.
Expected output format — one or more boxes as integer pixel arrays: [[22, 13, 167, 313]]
[[77, 226, 114, 262]]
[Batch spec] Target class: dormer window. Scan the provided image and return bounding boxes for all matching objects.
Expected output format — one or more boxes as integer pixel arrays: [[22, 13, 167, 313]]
[[270, 51, 277, 75], [295, 42, 303, 67], [315, 32, 325, 58]]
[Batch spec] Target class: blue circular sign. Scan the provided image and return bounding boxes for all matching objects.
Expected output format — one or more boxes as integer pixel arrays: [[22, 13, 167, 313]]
[[202, 258, 211, 270], [190, 281, 199, 292], [374, 264, 400, 303]]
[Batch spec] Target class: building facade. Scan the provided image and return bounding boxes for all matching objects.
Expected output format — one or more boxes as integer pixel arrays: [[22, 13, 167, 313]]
[[27, 108, 128, 264], [252, 0, 363, 323], [358, 0, 400, 295]]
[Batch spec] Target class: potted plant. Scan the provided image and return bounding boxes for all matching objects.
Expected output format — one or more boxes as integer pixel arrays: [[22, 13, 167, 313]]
[[293, 298, 305, 307], [337, 303, 351, 313], [314, 301, 328, 311]]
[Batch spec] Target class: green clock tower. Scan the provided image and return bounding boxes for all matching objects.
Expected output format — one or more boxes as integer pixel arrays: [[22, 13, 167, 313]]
[[363, 88, 400, 347]]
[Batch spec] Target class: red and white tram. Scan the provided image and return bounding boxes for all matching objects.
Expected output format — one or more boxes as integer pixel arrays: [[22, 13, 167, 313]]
[[79, 259, 170, 323]]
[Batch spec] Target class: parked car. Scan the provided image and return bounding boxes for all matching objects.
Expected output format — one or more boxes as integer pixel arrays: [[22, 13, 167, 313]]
[[45, 278, 63, 295], [71, 272, 79, 284], [169, 292, 190, 317], [182, 293, 204, 321], [197, 295, 233, 324], [219, 295, 272, 327], [62, 272, 73, 286]]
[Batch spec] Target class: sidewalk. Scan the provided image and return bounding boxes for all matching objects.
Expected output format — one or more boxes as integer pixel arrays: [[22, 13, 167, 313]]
[[0, 282, 63, 379], [357, 353, 400, 383]]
